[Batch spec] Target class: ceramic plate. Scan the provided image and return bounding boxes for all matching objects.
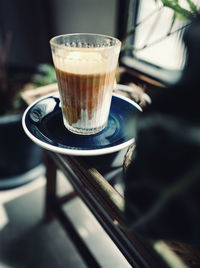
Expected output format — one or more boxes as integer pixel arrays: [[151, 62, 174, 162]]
[[22, 92, 141, 156]]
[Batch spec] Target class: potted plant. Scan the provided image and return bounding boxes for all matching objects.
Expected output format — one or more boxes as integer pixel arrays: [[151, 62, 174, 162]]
[[0, 34, 57, 189]]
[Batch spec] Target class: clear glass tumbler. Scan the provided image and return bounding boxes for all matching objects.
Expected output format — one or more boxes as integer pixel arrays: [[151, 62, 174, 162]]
[[50, 33, 121, 135]]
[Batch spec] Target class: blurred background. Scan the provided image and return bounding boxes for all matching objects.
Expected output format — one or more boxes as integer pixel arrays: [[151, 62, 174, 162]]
[[0, 0, 120, 190], [0, 1, 132, 268], [0, 0, 118, 66]]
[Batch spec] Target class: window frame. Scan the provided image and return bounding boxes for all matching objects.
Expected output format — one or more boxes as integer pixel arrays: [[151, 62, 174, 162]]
[[118, 0, 182, 86]]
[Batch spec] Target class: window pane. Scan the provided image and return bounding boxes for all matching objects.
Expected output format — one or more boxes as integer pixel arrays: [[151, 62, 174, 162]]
[[129, 0, 200, 70]]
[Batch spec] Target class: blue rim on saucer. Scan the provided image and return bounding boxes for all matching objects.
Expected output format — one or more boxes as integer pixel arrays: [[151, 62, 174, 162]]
[[22, 92, 141, 156]]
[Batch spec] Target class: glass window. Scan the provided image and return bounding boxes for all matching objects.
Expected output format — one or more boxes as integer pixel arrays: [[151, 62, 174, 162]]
[[120, 0, 200, 85]]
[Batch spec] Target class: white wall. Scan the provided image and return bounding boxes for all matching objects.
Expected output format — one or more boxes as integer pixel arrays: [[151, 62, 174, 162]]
[[51, 0, 117, 37]]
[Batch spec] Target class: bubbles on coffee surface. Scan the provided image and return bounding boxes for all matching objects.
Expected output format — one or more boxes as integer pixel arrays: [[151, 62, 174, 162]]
[[64, 38, 117, 49]]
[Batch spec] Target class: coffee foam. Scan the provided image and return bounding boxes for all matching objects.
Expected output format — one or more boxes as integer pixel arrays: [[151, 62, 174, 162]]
[[53, 50, 116, 74]]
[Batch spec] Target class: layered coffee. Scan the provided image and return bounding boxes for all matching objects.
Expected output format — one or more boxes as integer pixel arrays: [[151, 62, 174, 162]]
[[53, 50, 117, 134]]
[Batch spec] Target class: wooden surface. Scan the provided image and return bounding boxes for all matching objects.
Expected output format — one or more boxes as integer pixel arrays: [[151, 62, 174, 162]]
[[21, 83, 58, 105]]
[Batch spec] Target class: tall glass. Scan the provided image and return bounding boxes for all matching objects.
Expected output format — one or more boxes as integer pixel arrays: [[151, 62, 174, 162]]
[[50, 33, 121, 135]]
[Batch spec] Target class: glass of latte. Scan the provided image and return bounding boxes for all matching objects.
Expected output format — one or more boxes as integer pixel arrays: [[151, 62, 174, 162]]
[[50, 33, 121, 135]]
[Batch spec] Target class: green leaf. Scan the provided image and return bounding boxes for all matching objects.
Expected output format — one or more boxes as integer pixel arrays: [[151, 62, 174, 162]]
[[185, 0, 198, 14], [161, 0, 196, 20], [32, 64, 57, 87], [167, 12, 176, 34], [161, 0, 178, 6]]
